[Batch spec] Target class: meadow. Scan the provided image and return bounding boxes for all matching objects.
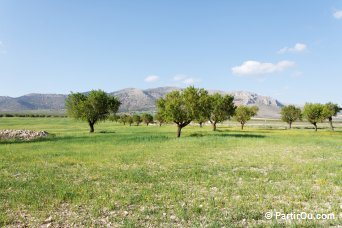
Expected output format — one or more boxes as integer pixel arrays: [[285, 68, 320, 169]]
[[0, 117, 341, 227]]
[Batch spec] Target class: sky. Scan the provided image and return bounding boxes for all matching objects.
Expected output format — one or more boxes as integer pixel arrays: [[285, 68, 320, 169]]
[[0, 1, 341, 105]]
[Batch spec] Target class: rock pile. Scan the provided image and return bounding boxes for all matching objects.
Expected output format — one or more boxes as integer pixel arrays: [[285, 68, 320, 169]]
[[0, 129, 49, 141]]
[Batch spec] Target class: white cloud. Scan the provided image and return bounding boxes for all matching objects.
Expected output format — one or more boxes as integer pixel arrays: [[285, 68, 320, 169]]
[[278, 43, 307, 54], [173, 74, 186, 81], [173, 74, 201, 85], [232, 60, 295, 76], [333, 10, 342, 19], [144, 75, 159, 82], [183, 78, 196, 84]]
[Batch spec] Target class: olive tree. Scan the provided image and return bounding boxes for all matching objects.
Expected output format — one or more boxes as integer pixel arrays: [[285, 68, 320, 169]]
[[65, 90, 121, 133], [119, 114, 129, 125], [141, 113, 154, 126], [154, 112, 166, 126], [233, 105, 258, 130], [195, 116, 208, 128], [205, 93, 236, 131], [127, 115, 134, 126], [323, 102, 340, 131], [280, 105, 302, 129], [133, 114, 142, 126], [156, 86, 207, 137], [303, 103, 325, 131]]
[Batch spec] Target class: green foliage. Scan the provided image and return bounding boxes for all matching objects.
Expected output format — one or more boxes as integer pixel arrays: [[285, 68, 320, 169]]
[[141, 113, 154, 126], [156, 86, 208, 137], [280, 105, 302, 128], [127, 115, 134, 126], [108, 114, 120, 122], [322, 102, 339, 119], [154, 112, 166, 126], [132, 114, 142, 126], [65, 90, 121, 132], [206, 93, 236, 131], [322, 102, 340, 130], [234, 106, 258, 130], [303, 103, 325, 131]]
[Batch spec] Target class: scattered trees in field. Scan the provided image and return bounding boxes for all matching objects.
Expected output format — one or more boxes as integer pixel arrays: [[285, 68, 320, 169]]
[[65, 90, 121, 133], [280, 105, 302, 129], [303, 103, 325, 131], [205, 93, 236, 131], [141, 113, 154, 126], [133, 114, 142, 126], [323, 103, 340, 131], [156, 86, 208, 137], [234, 106, 258, 130]]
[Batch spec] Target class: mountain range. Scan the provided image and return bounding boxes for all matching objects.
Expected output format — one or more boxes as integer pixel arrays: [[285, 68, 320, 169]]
[[0, 87, 284, 118]]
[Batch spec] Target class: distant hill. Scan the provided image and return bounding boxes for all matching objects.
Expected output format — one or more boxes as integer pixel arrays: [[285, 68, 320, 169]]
[[0, 87, 285, 118]]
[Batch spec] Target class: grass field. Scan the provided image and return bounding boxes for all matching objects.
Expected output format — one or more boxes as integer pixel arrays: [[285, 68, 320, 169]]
[[0, 117, 341, 227]]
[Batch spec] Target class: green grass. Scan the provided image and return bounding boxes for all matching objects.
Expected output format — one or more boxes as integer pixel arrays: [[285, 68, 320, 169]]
[[0, 118, 341, 227]]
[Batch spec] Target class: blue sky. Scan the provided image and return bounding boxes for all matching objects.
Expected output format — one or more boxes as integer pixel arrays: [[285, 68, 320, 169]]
[[0, 1, 341, 105]]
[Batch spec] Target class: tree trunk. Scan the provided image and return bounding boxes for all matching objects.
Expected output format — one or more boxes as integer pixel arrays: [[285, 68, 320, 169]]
[[159, 122, 162, 127], [241, 123, 244, 130], [289, 122, 292, 129], [328, 117, 334, 131], [89, 122, 94, 133], [146, 123, 149, 126], [313, 123, 317, 131], [199, 122, 203, 128], [212, 122, 217, 131], [177, 125, 182, 138]]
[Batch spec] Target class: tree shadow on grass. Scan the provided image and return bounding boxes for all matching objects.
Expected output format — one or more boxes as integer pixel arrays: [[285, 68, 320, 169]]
[[0, 135, 92, 145], [189, 132, 266, 138], [98, 130, 116, 134]]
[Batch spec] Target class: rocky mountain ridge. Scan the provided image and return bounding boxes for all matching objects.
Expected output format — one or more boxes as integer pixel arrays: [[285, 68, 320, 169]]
[[0, 87, 284, 118]]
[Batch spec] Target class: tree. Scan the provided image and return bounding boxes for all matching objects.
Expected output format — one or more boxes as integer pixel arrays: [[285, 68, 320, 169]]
[[322, 102, 340, 131], [132, 114, 142, 126], [196, 116, 208, 128], [127, 115, 134, 126], [108, 114, 120, 122], [280, 105, 302, 129], [154, 112, 166, 126], [205, 93, 236, 131], [119, 114, 129, 125], [141, 113, 154, 126], [156, 86, 207, 137], [233, 106, 258, 130], [303, 103, 325, 131], [65, 90, 121, 133]]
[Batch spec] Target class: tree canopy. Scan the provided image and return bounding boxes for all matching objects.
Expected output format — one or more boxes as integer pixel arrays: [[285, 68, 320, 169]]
[[322, 102, 340, 131], [303, 103, 325, 131], [280, 105, 302, 129], [233, 105, 258, 130], [132, 114, 142, 126], [65, 90, 121, 132], [205, 93, 236, 131], [156, 86, 208, 137], [141, 113, 154, 126]]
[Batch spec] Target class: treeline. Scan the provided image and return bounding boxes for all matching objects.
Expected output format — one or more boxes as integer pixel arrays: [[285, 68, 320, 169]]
[[10, 87, 338, 137], [65, 88, 259, 137], [281, 103, 340, 131], [0, 113, 67, 118]]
